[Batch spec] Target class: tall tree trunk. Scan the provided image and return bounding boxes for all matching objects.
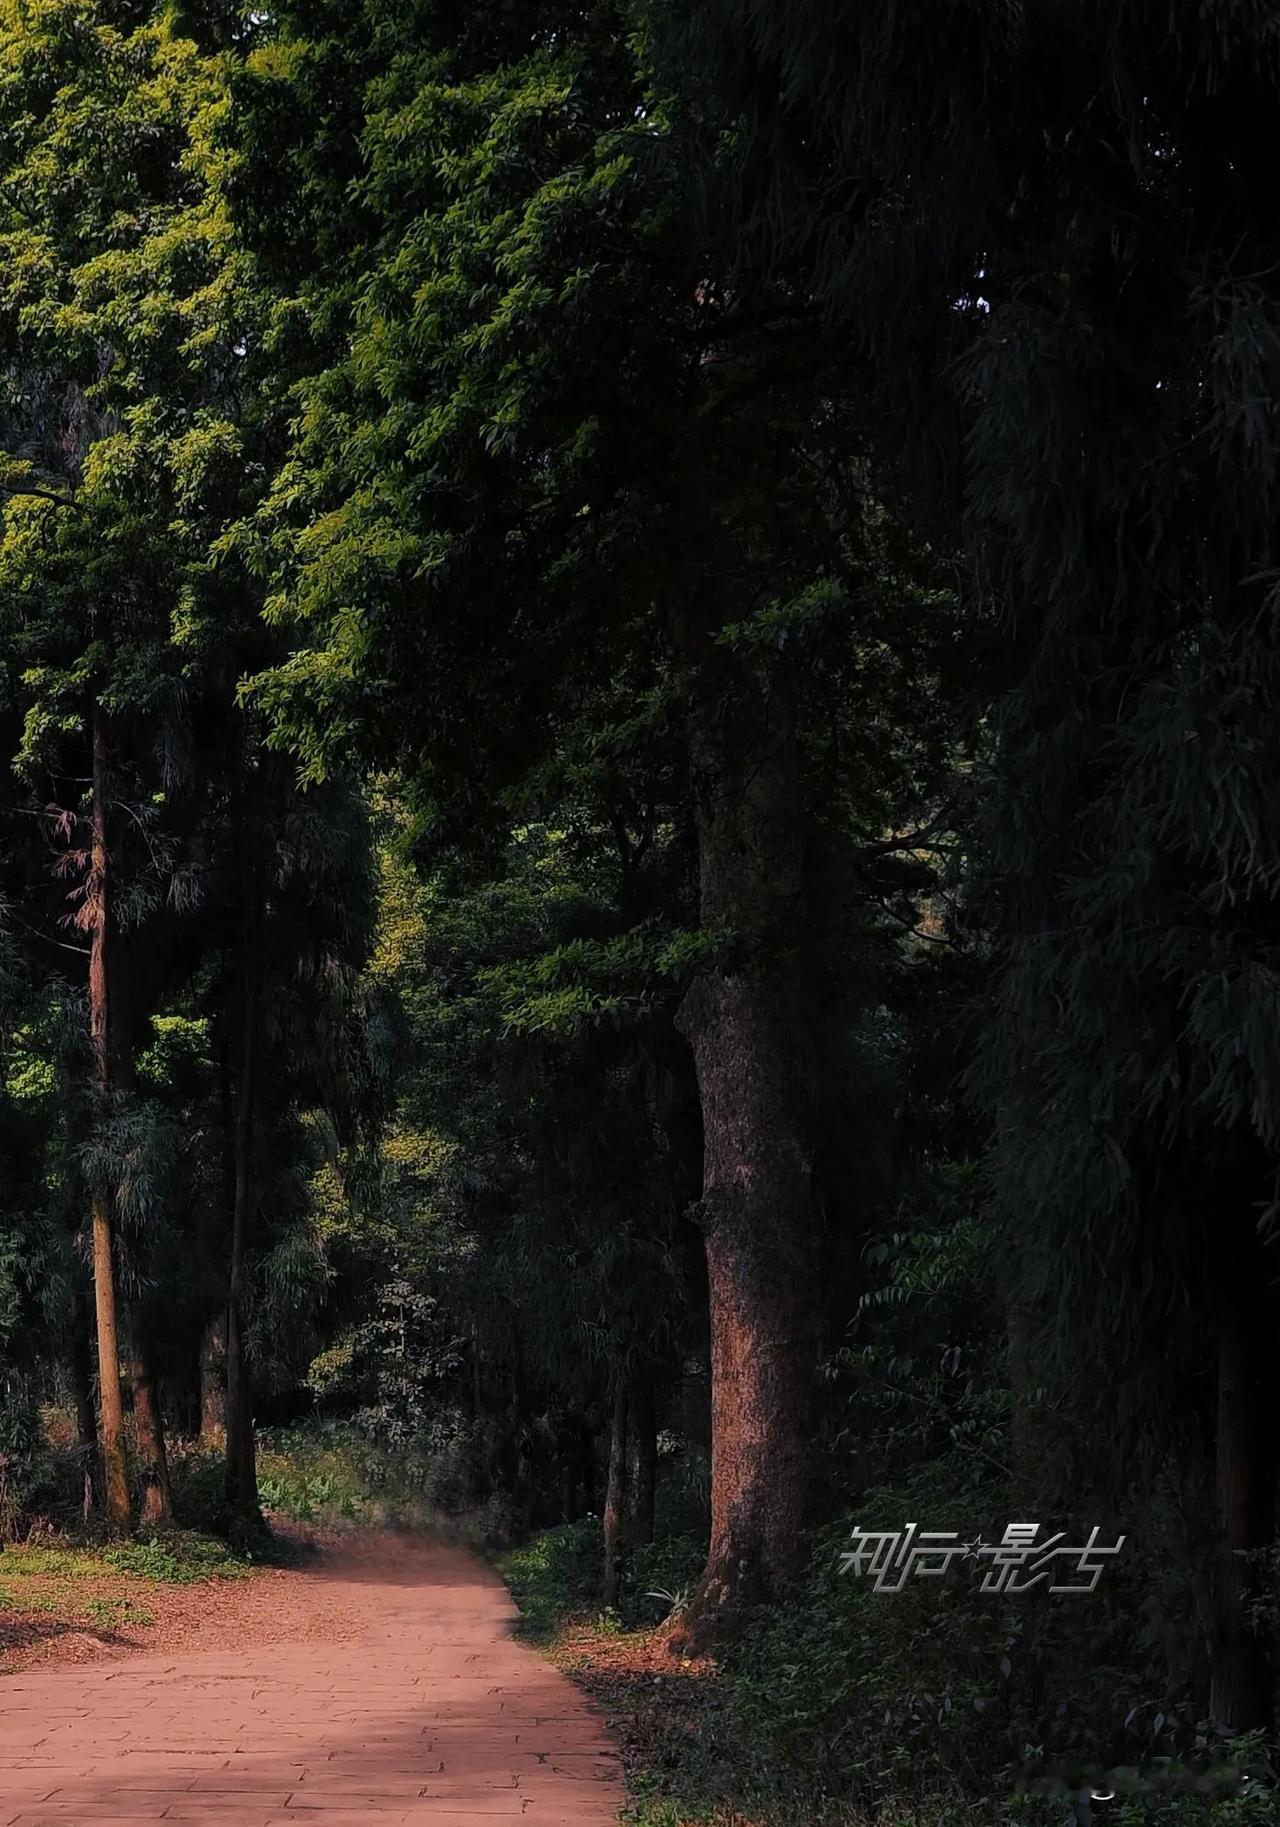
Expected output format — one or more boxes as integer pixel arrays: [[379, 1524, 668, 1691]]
[[224, 760, 262, 1522], [88, 709, 131, 1536], [668, 618, 822, 1651], [602, 1382, 629, 1609], [1209, 1215, 1278, 1733], [69, 1284, 97, 1522], [199, 1316, 227, 1448], [628, 1379, 657, 1548], [130, 1344, 172, 1526]]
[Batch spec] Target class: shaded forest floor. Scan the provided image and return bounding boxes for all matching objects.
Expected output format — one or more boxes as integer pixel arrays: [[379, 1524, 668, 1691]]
[[529, 1620, 734, 1827], [0, 1520, 360, 1674], [497, 1518, 1280, 1827], [499, 1528, 766, 1827]]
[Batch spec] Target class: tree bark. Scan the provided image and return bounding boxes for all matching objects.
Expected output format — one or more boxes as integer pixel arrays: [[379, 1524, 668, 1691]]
[[130, 1344, 173, 1527], [667, 617, 822, 1652], [88, 709, 131, 1536], [224, 759, 262, 1522], [199, 1316, 228, 1448], [1209, 1216, 1278, 1733], [628, 1379, 657, 1547], [602, 1382, 629, 1609]]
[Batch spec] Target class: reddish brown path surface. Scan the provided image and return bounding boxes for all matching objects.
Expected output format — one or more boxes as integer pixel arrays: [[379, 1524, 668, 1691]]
[[0, 1534, 623, 1827]]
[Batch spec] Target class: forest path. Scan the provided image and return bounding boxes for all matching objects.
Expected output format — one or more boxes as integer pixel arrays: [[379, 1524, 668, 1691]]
[[0, 1531, 624, 1827]]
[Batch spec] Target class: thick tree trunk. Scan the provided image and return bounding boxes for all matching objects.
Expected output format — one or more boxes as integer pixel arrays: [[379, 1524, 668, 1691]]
[[199, 1317, 228, 1448], [225, 767, 262, 1522], [88, 710, 131, 1536], [130, 1345, 173, 1527], [1209, 1218, 1278, 1733], [628, 1379, 657, 1547], [602, 1383, 629, 1609], [668, 619, 822, 1652]]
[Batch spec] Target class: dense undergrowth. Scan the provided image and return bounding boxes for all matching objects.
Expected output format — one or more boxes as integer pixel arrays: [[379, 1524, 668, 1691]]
[[2, 1408, 265, 1560], [500, 1509, 1278, 1827], [7, 1409, 1277, 1825], [255, 1423, 425, 1526], [7, 1406, 515, 1549], [254, 1418, 525, 1546]]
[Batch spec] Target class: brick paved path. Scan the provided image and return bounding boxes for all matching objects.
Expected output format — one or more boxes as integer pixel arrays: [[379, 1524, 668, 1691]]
[[0, 1534, 623, 1827]]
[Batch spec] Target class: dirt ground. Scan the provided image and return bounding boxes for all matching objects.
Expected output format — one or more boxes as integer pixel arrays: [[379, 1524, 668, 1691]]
[[0, 1520, 366, 1671]]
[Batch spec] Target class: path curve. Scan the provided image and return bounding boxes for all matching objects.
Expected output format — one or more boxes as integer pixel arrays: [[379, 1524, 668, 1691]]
[[0, 1532, 624, 1827]]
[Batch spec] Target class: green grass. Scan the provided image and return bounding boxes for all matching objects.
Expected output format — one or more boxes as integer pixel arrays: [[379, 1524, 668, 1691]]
[[0, 1531, 245, 1585], [102, 1531, 249, 1584], [0, 1544, 114, 1579], [0, 1586, 59, 1614], [498, 1520, 602, 1641], [83, 1596, 155, 1627], [0, 1525, 250, 1644], [0, 1533, 236, 1643]]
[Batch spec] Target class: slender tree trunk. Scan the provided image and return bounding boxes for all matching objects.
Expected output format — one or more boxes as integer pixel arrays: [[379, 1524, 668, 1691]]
[[668, 616, 822, 1651], [89, 1151, 126, 1540], [130, 1344, 172, 1526], [628, 1379, 657, 1548], [602, 1383, 629, 1609], [199, 1317, 228, 1448], [70, 1284, 98, 1522], [1209, 1216, 1278, 1733], [88, 709, 131, 1536], [225, 763, 261, 1522]]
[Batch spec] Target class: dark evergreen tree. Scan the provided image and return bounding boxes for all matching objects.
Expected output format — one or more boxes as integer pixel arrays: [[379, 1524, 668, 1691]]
[[674, 0, 1280, 1727]]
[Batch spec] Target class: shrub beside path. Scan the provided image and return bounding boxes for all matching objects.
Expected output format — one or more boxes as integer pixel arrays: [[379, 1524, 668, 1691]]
[[0, 1531, 624, 1826]]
